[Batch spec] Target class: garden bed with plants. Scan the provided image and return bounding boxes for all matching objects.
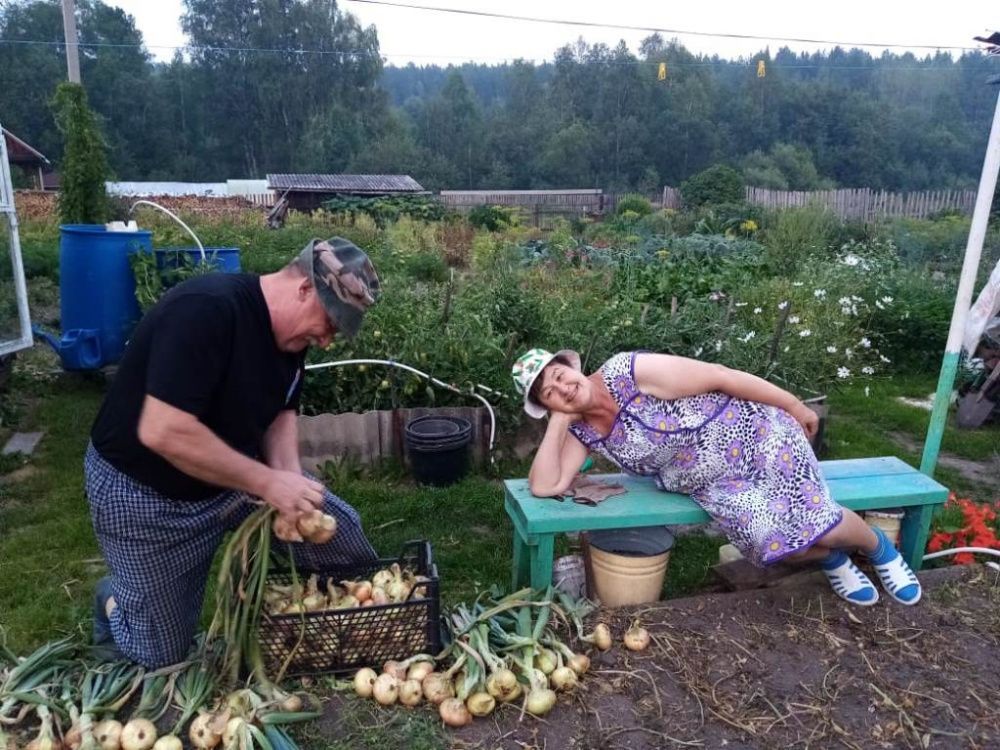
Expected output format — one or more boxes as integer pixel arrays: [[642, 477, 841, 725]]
[[4, 192, 999, 749]]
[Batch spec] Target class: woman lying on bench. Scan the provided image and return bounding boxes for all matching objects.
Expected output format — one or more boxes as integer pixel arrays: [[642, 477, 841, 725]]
[[512, 348, 921, 606]]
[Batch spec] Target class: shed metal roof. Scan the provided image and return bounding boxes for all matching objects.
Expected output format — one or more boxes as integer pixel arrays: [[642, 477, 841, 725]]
[[2, 128, 50, 166], [267, 173, 424, 193]]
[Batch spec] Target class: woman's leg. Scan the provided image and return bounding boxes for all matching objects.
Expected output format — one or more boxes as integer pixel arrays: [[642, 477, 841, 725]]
[[814, 508, 878, 553]]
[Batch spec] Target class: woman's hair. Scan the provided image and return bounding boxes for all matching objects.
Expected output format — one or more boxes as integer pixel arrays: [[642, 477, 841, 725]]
[[527, 354, 573, 409]]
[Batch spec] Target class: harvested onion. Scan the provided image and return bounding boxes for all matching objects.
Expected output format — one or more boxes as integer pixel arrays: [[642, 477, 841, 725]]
[[152, 737, 183, 750], [589, 623, 613, 651], [296, 510, 337, 544], [382, 660, 407, 681], [372, 673, 399, 706], [549, 666, 578, 692], [438, 698, 471, 727], [120, 719, 157, 750], [353, 668, 377, 699], [466, 692, 495, 717], [485, 669, 520, 702], [406, 660, 434, 683], [188, 713, 221, 749], [272, 514, 303, 542], [624, 623, 650, 652], [525, 688, 557, 716], [421, 672, 454, 705], [398, 679, 423, 707], [568, 654, 591, 675], [95, 719, 122, 750]]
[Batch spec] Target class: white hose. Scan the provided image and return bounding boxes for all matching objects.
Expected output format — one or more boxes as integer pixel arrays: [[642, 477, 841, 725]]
[[128, 199, 206, 261], [304, 358, 498, 458], [922, 546, 1000, 562]]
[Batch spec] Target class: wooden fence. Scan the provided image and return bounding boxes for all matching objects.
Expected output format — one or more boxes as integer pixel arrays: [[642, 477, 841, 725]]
[[744, 187, 976, 221]]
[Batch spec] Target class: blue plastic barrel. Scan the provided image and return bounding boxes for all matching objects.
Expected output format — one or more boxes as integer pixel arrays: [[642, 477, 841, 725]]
[[154, 247, 242, 273], [58, 224, 152, 369]]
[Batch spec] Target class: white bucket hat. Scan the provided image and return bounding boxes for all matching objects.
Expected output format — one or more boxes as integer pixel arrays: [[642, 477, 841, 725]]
[[511, 348, 582, 418]]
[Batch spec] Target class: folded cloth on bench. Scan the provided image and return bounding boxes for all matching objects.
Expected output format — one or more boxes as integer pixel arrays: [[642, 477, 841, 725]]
[[565, 475, 626, 506]]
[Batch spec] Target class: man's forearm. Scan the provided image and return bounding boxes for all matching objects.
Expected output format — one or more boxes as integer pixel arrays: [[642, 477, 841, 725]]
[[145, 415, 273, 495], [262, 410, 302, 473]]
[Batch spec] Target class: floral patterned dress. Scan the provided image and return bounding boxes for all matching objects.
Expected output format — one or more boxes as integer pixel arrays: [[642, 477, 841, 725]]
[[568, 352, 843, 566]]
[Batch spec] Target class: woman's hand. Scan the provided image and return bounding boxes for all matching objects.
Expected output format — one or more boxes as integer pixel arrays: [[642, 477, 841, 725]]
[[791, 402, 819, 441]]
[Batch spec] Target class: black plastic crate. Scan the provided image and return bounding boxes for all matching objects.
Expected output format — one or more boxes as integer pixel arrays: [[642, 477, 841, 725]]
[[258, 540, 441, 677]]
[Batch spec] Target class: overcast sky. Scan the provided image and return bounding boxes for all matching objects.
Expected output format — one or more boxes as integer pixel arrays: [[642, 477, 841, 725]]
[[104, 0, 997, 65]]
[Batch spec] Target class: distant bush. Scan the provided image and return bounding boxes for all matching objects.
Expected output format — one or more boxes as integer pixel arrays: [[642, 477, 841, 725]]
[[468, 204, 518, 231], [403, 252, 449, 282], [681, 165, 745, 208], [761, 204, 841, 273], [320, 194, 446, 226], [615, 194, 653, 217]]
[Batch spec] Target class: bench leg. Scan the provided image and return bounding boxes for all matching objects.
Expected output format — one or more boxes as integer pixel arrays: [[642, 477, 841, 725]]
[[528, 534, 555, 591], [900, 504, 936, 571], [511, 529, 531, 590]]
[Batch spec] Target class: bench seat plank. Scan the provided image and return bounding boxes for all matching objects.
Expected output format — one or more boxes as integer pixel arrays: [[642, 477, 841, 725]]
[[504, 456, 949, 586]]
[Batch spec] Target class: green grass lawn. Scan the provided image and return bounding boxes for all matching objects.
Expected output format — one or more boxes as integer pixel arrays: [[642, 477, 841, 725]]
[[1, 355, 996, 658]]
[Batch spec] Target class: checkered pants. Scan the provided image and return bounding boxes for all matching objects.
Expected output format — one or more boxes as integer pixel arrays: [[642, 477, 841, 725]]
[[84, 442, 376, 668]]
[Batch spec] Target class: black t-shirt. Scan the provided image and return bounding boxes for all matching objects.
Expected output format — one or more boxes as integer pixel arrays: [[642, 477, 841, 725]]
[[91, 273, 305, 500]]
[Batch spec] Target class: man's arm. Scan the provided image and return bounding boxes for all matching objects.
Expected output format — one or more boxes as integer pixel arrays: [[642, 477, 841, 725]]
[[262, 409, 302, 474], [138, 395, 321, 516]]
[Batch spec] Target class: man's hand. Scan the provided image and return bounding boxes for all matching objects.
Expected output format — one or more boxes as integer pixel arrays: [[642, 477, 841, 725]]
[[261, 470, 325, 517], [791, 403, 819, 441]]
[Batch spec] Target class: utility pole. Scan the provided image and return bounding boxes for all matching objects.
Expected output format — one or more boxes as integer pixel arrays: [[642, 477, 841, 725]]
[[61, 0, 81, 83]]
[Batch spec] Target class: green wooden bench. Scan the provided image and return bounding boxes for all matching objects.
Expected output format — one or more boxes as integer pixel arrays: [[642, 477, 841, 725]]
[[504, 456, 949, 591]]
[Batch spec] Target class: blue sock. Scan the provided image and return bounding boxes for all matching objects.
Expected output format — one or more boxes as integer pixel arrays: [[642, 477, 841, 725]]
[[866, 527, 898, 565], [820, 549, 848, 570]]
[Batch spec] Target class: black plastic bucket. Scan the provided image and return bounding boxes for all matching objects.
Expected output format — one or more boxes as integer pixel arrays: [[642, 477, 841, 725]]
[[405, 416, 472, 487]]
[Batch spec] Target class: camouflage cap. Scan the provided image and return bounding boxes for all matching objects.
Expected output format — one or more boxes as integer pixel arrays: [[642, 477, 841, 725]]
[[297, 237, 380, 338]]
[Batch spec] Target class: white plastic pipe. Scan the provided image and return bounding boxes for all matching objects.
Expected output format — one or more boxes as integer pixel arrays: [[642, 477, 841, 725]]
[[305, 358, 498, 457], [128, 199, 206, 261], [922, 546, 1000, 562]]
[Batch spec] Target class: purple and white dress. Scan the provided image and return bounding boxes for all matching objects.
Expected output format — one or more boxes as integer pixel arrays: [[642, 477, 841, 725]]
[[568, 352, 843, 566]]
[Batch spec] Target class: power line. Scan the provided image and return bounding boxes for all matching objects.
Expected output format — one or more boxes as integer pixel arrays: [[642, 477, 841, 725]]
[[343, 0, 982, 53], [0, 38, 990, 72]]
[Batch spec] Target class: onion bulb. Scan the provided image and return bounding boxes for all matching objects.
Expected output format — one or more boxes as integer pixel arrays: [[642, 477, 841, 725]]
[[485, 669, 520, 702], [438, 698, 471, 727], [370, 587, 389, 606], [279, 693, 303, 713], [222, 718, 245, 748], [398, 679, 423, 707], [624, 624, 650, 652], [151, 738, 183, 750], [525, 688, 557, 716], [382, 660, 407, 681], [421, 673, 454, 705], [64, 724, 82, 750], [568, 654, 591, 675], [336, 595, 359, 610], [353, 668, 377, 699], [273, 514, 303, 542], [371, 569, 393, 589], [406, 661, 434, 683], [94, 720, 122, 750], [589, 623, 613, 651], [549, 666, 578, 692], [372, 673, 399, 706], [534, 648, 557, 675], [296, 510, 337, 544], [188, 713, 221, 749], [465, 692, 495, 717], [120, 719, 157, 750]]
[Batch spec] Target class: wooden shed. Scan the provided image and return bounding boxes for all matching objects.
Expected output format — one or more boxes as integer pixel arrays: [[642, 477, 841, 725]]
[[1, 127, 52, 190], [266, 173, 426, 212]]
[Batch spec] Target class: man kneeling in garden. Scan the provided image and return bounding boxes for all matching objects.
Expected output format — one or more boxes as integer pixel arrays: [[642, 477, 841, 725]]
[[84, 238, 380, 667]]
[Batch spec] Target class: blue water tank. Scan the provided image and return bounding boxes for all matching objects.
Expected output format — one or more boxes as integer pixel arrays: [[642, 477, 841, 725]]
[[58, 224, 152, 369], [154, 247, 242, 273]]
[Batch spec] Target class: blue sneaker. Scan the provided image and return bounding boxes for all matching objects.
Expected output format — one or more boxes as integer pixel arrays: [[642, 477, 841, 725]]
[[820, 550, 879, 606], [866, 528, 921, 605]]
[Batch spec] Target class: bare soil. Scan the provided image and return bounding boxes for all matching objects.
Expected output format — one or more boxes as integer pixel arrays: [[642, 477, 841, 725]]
[[434, 566, 1000, 750]]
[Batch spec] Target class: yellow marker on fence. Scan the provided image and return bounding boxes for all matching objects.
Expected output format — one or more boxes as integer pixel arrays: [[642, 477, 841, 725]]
[[757, 60, 766, 78], [658, 62, 667, 80]]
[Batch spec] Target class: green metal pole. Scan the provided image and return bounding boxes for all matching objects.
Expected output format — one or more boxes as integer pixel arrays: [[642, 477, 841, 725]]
[[920, 85, 1000, 477]]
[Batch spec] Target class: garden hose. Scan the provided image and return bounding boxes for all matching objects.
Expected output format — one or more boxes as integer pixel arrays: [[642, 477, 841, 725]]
[[128, 199, 206, 261]]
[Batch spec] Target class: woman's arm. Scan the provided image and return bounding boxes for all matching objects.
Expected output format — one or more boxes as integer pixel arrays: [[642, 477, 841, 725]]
[[528, 412, 590, 496], [634, 353, 818, 438]]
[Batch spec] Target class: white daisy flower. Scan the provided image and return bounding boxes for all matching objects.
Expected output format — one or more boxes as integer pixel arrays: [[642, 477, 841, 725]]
[[740, 331, 756, 343], [861, 366, 875, 375], [753, 307, 762, 314], [788, 316, 801, 324], [838, 297, 851, 306], [735, 302, 748, 307], [881, 296, 893, 304], [864, 386, 870, 397], [859, 337, 871, 348], [875, 300, 884, 310], [845, 347, 854, 360], [694, 346, 704, 357], [826, 346, 838, 354], [792, 281, 804, 287], [879, 354, 891, 363], [799, 329, 811, 337], [837, 366, 851, 379], [813, 288, 827, 298], [778, 301, 789, 310], [715, 340, 723, 352]]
